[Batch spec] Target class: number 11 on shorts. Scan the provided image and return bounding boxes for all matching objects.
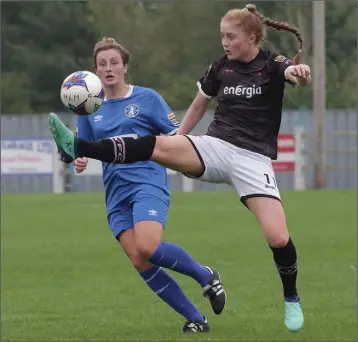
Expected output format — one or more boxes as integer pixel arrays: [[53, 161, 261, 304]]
[[264, 173, 277, 188]]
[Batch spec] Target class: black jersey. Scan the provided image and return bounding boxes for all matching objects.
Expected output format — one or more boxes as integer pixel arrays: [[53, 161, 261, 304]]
[[197, 49, 295, 159]]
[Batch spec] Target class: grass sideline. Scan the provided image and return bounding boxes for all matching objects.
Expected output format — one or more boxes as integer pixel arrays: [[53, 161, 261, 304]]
[[1, 190, 356, 341]]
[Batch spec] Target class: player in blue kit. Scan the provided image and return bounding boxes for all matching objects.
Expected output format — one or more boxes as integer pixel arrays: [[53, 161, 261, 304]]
[[55, 37, 227, 333]]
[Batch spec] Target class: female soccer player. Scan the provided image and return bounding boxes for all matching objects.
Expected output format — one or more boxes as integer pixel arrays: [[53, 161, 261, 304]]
[[50, 5, 311, 332], [56, 37, 227, 333]]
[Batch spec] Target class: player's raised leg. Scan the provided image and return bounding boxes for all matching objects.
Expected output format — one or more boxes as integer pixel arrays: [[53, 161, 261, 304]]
[[48, 112, 203, 176], [246, 197, 304, 332]]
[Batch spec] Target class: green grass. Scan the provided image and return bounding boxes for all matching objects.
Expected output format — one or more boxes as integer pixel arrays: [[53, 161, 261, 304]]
[[1, 190, 357, 341]]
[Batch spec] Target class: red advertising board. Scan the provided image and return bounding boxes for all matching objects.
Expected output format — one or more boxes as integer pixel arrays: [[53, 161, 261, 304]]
[[272, 133, 295, 172]]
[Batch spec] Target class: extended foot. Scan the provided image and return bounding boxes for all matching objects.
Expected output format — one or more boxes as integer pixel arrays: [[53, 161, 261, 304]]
[[56, 144, 74, 164], [284, 296, 304, 332], [202, 266, 227, 315], [48, 112, 76, 159], [182, 316, 210, 333]]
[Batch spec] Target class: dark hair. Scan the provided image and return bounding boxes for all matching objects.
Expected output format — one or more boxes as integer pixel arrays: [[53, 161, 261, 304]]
[[223, 4, 303, 64], [93, 37, 131, 68]]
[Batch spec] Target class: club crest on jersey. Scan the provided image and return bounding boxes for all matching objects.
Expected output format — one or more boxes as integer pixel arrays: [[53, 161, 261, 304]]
[[125, 104, 139, 118], [274, 55, 287, 63]]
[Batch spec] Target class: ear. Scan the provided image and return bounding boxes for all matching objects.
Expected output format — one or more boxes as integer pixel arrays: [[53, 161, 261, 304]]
[[249, 35, 256, 44], [123, 64, 128, 74]]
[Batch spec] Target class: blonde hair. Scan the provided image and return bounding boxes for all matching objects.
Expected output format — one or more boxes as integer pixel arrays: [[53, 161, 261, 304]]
[[93, 37, 131, 68], [222, 4, 303, 64]]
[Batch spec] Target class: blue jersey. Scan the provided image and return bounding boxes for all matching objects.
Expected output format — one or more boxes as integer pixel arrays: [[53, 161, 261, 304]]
[[76, 85, 179, 216]]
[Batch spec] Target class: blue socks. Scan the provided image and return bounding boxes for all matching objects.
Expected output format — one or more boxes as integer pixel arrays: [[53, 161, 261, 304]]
[[149, 242, 211, 287], [140, 266, 204, 321], [138, 243, 211, 322]]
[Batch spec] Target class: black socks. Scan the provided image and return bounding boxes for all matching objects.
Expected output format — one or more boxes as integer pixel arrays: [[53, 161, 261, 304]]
[[270, 238, 298, 298], [76, 138, 115, 162], [76, 135, 156, 164]]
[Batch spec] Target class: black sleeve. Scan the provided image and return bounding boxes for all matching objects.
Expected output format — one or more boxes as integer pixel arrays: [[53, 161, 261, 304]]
[[268, 53, 296, 86], [197, 62, 221, 99]]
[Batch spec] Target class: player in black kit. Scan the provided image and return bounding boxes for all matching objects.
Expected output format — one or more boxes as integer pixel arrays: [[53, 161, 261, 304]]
[[49, 3, 311, 333]]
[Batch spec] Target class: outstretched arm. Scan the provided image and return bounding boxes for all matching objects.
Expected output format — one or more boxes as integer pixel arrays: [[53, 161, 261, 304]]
[[177, 61, 220, 135], [177, 92, 210, 135]]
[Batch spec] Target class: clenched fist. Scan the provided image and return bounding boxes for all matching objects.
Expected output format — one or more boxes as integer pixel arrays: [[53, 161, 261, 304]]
[[73, 157, 88, 174]]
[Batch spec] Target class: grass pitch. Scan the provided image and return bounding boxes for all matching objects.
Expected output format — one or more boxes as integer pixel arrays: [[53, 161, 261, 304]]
[[1, 190, 356, 341]]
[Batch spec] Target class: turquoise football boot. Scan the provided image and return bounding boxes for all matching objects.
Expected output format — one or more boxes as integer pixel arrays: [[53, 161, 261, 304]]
[[284, 296, 304, 332], [48, 112, 76, 159]]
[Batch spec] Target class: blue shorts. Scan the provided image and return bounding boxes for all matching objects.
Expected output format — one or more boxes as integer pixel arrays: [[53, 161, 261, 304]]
[[107, 190, 169, 238]]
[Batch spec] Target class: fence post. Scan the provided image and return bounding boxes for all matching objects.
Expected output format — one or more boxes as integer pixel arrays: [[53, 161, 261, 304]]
[[312, 0, 326, 188], [52, 141, 65, 193], [182, 175, 194, 192], [294, 126, 306, 190]]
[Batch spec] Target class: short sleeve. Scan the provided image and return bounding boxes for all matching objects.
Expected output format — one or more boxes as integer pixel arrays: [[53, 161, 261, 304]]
[[197, 62, 221, 99], [269, 54, 296, 86], [151, 91, 179, 136], [76, 115, 94, 140]]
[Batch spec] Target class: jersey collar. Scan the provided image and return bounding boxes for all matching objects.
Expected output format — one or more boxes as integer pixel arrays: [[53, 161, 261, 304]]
[[124, 85, 134, 98], [104, 85, 134, 101]]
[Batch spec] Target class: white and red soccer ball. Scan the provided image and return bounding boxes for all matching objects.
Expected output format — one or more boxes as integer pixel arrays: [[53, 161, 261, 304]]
[[60, 71, 104, 115]]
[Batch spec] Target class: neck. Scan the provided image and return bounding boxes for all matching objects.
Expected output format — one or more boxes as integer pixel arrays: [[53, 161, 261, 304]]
[[238, 47, 260, 63], [105, 82, 130, 99]]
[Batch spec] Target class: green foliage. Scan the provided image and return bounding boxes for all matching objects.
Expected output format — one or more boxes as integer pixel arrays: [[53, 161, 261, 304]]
[[1, 0, 356, 113], [324, 0, 357, 109], [1, 72, 32, 113], [1, 1, 97, 113]]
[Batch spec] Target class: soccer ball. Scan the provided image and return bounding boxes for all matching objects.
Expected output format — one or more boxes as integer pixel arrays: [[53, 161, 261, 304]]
[[60, 71, 105, 115]]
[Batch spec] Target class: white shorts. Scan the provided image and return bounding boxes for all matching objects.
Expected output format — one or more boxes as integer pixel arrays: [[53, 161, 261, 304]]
[[184, 135, 281, 203]]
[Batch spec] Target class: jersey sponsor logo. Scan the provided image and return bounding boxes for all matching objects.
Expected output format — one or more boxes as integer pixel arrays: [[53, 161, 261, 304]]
[[125, 104, 139, 118], [223, 85, 262, 98], [167, 112, 180, 127], [274, 55, 287, 63]]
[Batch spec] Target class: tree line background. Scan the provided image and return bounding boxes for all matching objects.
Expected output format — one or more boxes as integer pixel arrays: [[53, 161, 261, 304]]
[[1, 0, 357, 114]]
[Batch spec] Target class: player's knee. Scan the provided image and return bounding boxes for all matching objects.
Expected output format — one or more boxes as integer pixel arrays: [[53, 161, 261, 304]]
[[129, 255, 152, 272], [260, 217, 289, 248], [136, 242, 157, 261], [134, 221, 162, 259], [151, 136, 171, 160], [267, 231, 289, 248]]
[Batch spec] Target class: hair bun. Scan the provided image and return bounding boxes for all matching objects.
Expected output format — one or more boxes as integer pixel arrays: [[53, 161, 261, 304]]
[[105, 37, 116, 43], [245, 4, 257, 13]]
